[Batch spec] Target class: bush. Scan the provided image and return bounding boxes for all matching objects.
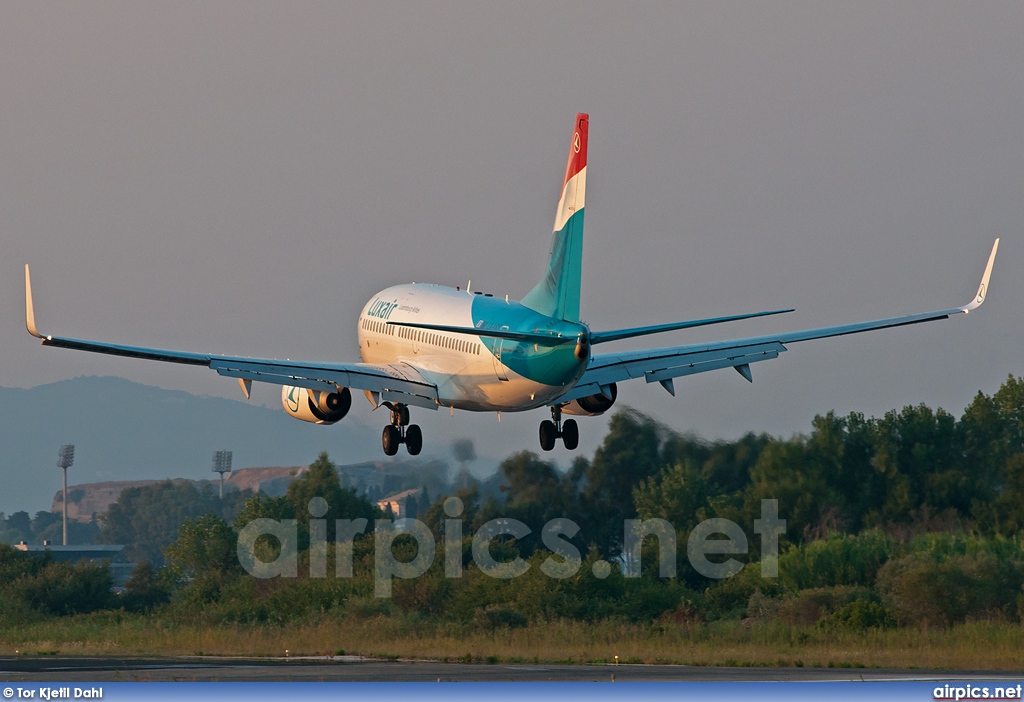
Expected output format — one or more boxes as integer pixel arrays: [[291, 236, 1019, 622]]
[[824, 599, 897, 630], [6, 561, 114, 615], [119, 562, 171, 612], [0, 543, 48, 586], [773, 586, 871, 626], [392, 574, 454, 616], [877, 552, 1024, 626], [778, 531, 898, 592], [746, 589, 779, 622], [164, 514, 239, 582], [472, 605, 528, 630]]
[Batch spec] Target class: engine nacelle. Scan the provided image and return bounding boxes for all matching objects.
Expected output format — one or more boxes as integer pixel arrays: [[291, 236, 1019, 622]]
[[562, 382, 617, 416], [281, 385, 352, 425]]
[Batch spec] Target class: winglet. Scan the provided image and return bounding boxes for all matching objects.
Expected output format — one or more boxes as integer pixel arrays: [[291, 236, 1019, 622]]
[[25, 265, 44, 339], [961, 238, 999, 313]]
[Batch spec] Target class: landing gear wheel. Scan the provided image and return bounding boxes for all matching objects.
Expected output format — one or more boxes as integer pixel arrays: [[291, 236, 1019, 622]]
[[561, 419, 579, 450], [382, 425, 401, 456], [539, 420, 558, 451], [405, 424, 423, 455]]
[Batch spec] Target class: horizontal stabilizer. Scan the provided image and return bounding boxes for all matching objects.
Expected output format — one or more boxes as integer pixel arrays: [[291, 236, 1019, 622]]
[[589, 308, 794, 345]]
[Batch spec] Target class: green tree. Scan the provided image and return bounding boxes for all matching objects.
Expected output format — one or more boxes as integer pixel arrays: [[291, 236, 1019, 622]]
[[745, 437, 840, 542], [0, 511, 32, 544], [482, 451, 580, 555], [963, 375, 1024, 534], [574, 409, 668, 555], [871, 404, 967, 523], [119, 561, 171, 612], [6, 560, 113, 615], [697, 432, 770, 495], [234, 493, 294, 528], [164, 513, 238, 582], [805, 412, 881, 531], [0, 543, 48, 587], [100, 480, 251, 565], [633, 458, 712, 532], [285, 452, 377, 546], [163, 513, 239, 606]]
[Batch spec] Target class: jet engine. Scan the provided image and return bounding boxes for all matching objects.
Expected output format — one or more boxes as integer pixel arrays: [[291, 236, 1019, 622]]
[[281, 385, 352, 425], [561, 382, 617, 416]]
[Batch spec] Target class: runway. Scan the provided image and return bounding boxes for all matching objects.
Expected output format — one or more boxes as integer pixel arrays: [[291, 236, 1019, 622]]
[[2, 656, 1023, 682]]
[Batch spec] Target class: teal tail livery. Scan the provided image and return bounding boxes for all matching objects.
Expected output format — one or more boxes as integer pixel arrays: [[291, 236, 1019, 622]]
[[22, 114, 1001, 456], [521, 113, 588, 323]]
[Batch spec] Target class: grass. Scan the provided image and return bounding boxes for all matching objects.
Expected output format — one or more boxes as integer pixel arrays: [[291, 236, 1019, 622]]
[[2, 613, 1023, 669]]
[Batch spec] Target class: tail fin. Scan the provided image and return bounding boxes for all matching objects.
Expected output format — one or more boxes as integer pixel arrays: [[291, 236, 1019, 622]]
[[521, 113, 588, 322]]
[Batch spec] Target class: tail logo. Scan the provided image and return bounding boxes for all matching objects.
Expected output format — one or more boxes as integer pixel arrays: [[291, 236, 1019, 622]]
[[573, 132, 581, 153]]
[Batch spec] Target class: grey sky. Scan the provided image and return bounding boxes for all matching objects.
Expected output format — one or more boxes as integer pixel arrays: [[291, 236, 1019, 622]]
[[2, 2, 1022, 474]]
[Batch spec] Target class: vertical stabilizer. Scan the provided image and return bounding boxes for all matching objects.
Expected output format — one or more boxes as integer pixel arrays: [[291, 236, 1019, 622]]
[[521, 113, 588, 322]]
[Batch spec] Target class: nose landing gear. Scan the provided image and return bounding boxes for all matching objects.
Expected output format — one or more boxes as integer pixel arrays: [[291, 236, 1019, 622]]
[[381, 403, 422, 456], [539, 405, 578, 451]]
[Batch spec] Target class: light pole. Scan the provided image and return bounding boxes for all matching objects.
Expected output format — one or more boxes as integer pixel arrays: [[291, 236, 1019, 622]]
[[212, 450, 233, 498], [57, 444, 75, 546]]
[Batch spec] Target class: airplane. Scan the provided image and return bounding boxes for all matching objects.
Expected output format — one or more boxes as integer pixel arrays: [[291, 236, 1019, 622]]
[[24, 113, 999, 457]]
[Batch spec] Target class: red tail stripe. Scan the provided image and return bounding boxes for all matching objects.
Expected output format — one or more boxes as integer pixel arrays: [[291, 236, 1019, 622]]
[[562, 113, 589, 188]]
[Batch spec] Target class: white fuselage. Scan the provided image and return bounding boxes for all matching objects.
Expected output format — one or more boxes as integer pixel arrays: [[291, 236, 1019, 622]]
[[357, 284, 585, 412]]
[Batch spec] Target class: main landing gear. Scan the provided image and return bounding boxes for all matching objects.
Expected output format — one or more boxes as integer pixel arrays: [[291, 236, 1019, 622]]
[[539, 405, 578, 452], [381, 403, 422, 456]]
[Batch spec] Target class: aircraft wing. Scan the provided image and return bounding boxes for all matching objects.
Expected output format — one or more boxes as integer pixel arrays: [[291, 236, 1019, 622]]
[[23, 266, 439, 410], [561, 239, 999, 401]]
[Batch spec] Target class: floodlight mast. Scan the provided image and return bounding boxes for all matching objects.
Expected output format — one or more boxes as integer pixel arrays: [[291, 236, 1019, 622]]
[[212, 450, 233, 499], [57, 444, 75, 545]]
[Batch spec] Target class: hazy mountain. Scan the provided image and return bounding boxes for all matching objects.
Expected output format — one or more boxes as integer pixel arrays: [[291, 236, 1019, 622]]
[[0, 376, 386, 516]]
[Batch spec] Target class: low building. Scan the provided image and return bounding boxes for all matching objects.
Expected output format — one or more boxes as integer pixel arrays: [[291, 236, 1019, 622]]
[[376, 488, 422, 519]]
